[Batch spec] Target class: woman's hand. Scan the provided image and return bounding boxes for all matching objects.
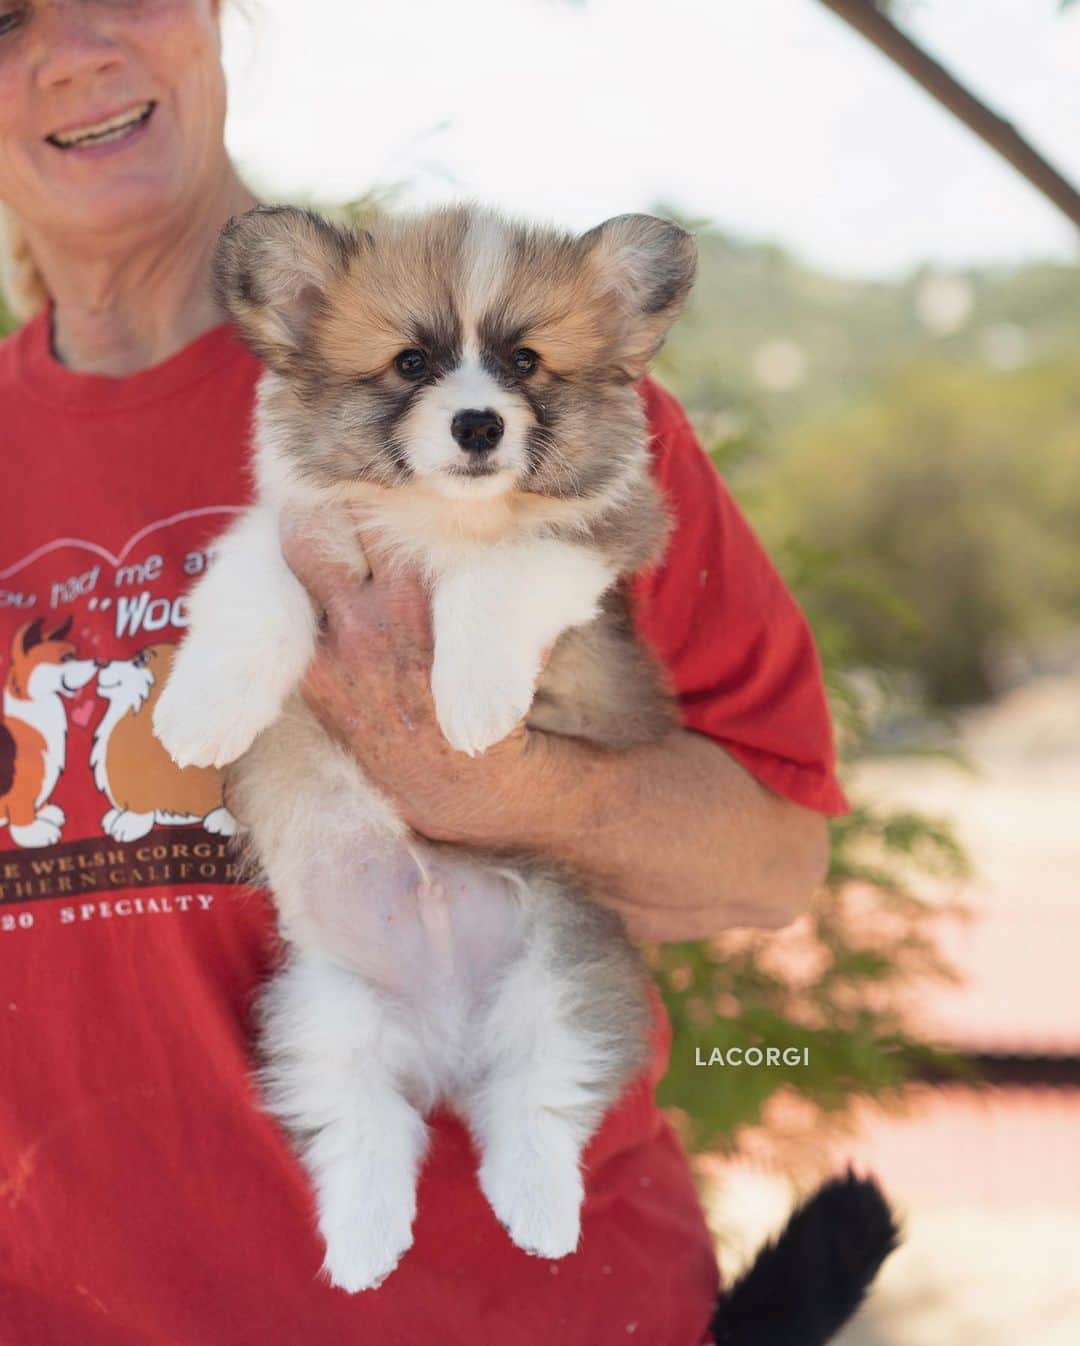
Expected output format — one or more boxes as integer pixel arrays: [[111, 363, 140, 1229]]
[[280, 520, 537, 847]]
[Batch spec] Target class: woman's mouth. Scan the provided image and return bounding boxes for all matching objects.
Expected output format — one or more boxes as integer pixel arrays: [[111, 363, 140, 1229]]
[[46, 101, 156, 151]]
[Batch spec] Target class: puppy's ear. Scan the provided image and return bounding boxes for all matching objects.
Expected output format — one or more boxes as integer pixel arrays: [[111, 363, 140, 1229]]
[[582, 214, 696, 380], [213, 206, 366, 373]]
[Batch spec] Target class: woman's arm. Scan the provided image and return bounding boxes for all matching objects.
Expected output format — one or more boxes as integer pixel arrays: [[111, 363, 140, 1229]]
[[484, 724, 830, 942]]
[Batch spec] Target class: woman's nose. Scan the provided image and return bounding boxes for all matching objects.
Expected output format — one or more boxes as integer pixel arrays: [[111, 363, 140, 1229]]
[[35, 2, 125, 90]]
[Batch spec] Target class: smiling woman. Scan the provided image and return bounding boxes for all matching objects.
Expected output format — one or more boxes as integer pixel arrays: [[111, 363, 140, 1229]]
[[0, 0, 255, 367], [0, 4, 860, 1346]]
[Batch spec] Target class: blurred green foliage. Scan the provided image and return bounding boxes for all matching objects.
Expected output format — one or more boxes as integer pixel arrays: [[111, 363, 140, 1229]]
[[661, 223, 1080, 706], [756, 361, 1080, 704]]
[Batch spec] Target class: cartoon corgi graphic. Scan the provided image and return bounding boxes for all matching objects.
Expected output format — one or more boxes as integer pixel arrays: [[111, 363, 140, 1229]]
[[0, 616, 99, 848], [91, 644, 237, 844]]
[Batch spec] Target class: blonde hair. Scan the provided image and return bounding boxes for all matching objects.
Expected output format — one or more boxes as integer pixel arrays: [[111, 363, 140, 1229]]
[[0, 203, 49, 323]]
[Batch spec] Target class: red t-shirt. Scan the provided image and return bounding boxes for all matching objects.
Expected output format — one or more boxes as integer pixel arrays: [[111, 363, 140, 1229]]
[[0, 312, 845, 1346]]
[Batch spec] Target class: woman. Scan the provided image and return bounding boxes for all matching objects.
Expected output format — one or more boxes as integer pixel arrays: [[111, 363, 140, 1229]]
[[0, 4, 845, 1343]]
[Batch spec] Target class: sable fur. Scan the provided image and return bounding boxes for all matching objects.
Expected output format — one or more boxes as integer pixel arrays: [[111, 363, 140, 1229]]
[[155, 202, 896, 1331], [155, 201, 697, 1291]]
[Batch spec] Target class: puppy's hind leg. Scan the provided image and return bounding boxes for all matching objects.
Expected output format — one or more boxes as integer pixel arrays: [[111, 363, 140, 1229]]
[[258, 948, 429, 1293], [465, 868, 651, 1260]]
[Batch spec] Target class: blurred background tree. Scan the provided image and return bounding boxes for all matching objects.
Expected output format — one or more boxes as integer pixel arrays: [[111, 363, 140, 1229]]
[[661, 229, 1080, 707]]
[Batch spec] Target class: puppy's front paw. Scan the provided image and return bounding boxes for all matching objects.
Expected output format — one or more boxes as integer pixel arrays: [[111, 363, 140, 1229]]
[[317, 1153, 417, 1293], [153, 659, 277, 770], [431, 648, 536, 757], [479, 1122, 584, 1260]]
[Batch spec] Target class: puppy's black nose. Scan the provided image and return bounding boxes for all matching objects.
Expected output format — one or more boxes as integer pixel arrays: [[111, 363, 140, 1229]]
[[451, 408, 504, 454]]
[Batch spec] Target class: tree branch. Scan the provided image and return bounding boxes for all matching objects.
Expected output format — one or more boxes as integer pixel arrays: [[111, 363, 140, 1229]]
[[818, 0, 1080, 230]]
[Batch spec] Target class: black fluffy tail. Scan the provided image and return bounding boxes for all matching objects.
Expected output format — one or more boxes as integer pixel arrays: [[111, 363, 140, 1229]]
[[710, 1170, 900, 1346]]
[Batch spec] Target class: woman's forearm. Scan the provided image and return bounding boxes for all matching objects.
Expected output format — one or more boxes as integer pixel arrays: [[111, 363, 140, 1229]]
[[475, 727, 830, 943]]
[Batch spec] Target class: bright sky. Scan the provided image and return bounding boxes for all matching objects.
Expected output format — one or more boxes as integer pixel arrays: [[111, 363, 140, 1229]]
[[221, 0, 1080, 279]]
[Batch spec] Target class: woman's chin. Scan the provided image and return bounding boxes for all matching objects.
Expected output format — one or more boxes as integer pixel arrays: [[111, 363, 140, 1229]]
[[25, 113, 221, 244], [35, 174, 194, 243]]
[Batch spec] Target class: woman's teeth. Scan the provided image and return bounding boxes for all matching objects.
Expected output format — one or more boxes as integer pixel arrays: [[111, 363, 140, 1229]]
[[48, 103, 155, 149]]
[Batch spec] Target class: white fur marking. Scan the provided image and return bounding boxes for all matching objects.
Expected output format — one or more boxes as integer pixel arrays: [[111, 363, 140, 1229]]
[[430, 539, 615, 755], [399, 353, 532, 493]]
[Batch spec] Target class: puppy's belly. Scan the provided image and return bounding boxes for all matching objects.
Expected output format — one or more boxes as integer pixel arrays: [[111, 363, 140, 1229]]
[[288, 837, 528, 1010]]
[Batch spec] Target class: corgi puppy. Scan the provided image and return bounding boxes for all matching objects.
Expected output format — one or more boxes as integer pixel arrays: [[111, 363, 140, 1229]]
[[155, 203, 691, 1292], [153, 206, 900, 1341], [1, 616, 97, 848], [92, 643, 236, 843], [154, 205, 692, 1290]]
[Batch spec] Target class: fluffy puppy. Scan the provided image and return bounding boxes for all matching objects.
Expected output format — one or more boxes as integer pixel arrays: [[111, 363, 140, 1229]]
[[154, 203, 695, 1292]]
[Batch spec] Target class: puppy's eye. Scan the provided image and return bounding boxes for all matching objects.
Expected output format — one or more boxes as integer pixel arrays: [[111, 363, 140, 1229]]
[[511, 348, 539, 377], [395, 349, 428, 380]]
